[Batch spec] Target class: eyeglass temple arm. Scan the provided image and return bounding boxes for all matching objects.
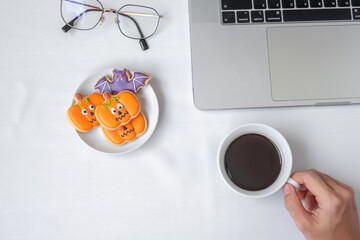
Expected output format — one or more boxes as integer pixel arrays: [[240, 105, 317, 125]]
[[62, 8, 102, 33], [61, 0, 102, 10], [117, 12, 148, 51]]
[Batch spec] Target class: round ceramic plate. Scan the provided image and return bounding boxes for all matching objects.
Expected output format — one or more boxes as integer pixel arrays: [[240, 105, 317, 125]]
[[72, 68, 159, 154]]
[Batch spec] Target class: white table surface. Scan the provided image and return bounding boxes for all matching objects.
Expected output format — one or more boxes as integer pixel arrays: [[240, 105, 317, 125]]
[[0, 0, 359, 239]]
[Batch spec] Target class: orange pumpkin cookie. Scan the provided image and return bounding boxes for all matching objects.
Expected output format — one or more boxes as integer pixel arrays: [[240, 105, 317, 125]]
[[102, 112, 147, 145], [95, 91, 141, 130], [66, 93, 104, 132]]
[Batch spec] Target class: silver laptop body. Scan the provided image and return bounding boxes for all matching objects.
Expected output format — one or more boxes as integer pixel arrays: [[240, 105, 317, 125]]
[[188, 0, 360, 109]]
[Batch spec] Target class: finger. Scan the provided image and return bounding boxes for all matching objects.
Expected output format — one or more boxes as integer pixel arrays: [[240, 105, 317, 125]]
[[318, 172, 355, 202], [291, 170, 332, 203], [298, 190, 307, 200], [297, 190, 317, 212], [320, 172, 353, 192], [299, 184, 308, 191], [317, 172, 341, 193], [283, 183, 314, 230], [304, 191, 316, 212]]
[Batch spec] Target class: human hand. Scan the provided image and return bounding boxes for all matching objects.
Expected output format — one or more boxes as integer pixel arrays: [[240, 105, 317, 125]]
[[282, 169, 360, 240]]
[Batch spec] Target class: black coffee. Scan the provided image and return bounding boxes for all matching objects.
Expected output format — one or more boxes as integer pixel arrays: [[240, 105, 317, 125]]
[[224, 134, 281, 191]]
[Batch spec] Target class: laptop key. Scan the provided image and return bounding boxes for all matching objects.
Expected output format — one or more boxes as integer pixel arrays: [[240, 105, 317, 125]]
[[221, 0, 252, 9], [338, 0, 350, 6], [237, 11, 250, 22], [251, 11, 264, 22], [222, 12, 236, 23], [354, 8, 360, 19], [254, 0, 267, 9], [296, 0, 309, 8], [268, 0, 281, 8], [352, 0, 360, 6], [310, 0, 323, 7], [283, 9, 351, 21], [265, 10, 282, 22], [282, 0, 295, 8], [324, 0, 337, 7]]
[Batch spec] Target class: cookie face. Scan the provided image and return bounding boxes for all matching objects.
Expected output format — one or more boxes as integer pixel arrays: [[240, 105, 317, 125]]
[[94, 69, 152, 95], [66, 93, 104, 132], [95, 91, 141, 130], [102, 112, 147, 145]]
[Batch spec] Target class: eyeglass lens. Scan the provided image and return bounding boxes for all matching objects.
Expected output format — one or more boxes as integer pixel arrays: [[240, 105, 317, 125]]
[[61, 0, 103, 30], [117, 5, 160, 39]]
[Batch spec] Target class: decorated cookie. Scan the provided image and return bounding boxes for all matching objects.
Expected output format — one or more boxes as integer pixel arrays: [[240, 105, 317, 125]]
[[94, 68, 151, 95], [102, 112, 147, 145], [66, 93, 104, 132], [95, 91, 141, 130]]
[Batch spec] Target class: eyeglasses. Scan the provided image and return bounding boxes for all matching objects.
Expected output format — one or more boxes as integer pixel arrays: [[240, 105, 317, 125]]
[[60, 0, 163, 51]]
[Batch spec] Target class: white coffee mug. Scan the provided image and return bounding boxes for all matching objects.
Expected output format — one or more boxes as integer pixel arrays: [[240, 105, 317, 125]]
[[218, 123, 300, 198]]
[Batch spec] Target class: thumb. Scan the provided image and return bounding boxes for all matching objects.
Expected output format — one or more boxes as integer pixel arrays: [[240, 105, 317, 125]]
[[283, 183, 313, 231]]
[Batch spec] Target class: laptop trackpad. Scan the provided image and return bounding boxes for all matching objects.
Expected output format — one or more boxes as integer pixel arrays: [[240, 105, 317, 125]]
[[267, 25, 360, 101]]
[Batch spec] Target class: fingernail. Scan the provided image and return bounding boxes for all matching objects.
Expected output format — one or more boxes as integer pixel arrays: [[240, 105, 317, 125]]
[[282, 184, 290, 196]]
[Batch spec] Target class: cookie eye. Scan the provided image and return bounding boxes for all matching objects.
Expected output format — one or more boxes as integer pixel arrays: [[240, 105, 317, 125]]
[[117, 103, 123, 110], [89, 104, 94, 110], [82, 109, 88, 115], [111, 107, 117, 114]]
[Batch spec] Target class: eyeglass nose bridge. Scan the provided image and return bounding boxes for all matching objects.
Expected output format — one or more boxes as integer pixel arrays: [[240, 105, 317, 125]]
[[102, 8, 119, 25], [104, 8, 118, 14]]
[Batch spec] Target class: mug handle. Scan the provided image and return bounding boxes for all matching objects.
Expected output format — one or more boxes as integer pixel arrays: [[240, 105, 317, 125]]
[[287, 177, 301, 190]]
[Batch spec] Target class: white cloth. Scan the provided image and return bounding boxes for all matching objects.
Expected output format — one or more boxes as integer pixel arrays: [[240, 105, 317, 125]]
[[0, 0, 359, 239]]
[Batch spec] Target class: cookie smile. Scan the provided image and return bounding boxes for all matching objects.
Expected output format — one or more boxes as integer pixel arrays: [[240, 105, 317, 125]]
[[115, 111, 129, 121], [121, 128, 134, 137]]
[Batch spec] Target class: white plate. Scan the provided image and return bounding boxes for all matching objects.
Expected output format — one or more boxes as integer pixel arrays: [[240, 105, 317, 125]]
[[72, 68, 159, 155]]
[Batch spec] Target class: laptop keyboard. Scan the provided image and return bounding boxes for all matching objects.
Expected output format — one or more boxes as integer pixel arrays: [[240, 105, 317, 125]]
[[221, 0, 360, 23]]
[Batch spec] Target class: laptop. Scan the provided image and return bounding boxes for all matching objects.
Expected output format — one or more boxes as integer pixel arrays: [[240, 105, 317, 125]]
[[188, 0, 360, 109]]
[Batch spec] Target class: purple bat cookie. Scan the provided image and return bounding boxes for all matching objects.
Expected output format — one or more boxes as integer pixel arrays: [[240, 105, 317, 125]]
[[94, 69, 152, 95]]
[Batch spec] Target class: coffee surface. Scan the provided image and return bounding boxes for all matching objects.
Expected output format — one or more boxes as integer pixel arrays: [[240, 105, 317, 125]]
[[224, 134, 281, 191]]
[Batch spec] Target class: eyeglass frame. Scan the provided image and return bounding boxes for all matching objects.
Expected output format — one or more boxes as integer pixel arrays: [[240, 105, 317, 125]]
[[59, 0, 163, 51]]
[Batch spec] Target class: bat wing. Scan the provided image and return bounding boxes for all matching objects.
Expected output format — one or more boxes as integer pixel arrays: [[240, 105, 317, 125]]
[[94, 76, 112, 94], [130, 71, 152, 92]]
